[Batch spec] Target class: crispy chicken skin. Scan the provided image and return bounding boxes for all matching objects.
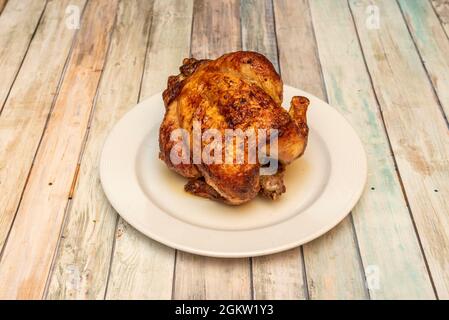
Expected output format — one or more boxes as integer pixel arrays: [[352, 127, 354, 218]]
[[159, 51, 309, 205]]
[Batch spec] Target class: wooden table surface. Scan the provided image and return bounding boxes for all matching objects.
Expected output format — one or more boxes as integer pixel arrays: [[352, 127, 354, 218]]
[[0, 0, 448, 300]]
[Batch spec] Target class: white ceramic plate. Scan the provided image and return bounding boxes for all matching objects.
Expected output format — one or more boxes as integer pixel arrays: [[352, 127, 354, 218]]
[[100, 85, 367, 257]]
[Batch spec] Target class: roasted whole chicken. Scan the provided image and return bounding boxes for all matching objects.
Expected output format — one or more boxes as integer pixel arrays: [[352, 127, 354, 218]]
[[159, 51, 309, 205]]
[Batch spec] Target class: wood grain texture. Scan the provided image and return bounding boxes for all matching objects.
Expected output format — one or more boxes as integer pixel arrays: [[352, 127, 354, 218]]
[[0, 0, 86, 256], [349, 0, 449, 298], [273, 0, 325, 98], [191, 0, 241, 59], [399, 0, 449, 119], [0, 0, 46, 113], [431, 0, 449, 36], [105, 0, 194, 299], [241, 0, 279, 71], [46, 0, 153, 300], [311, 0, 435, 299], [0, 0, 119, 299], [252, 249, 306, 299], [175, 254, 251, 300], [273, 0, 367, 299], [173, 0, 252, 300], [241, 0, 305, 300]]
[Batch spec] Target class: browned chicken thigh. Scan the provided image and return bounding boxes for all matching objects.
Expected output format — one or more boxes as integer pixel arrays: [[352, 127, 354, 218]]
[[159, 51, 309, 205]]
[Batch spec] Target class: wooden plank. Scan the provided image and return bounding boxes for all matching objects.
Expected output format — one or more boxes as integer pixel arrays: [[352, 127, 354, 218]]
[[273, 0, 325, 98], [431, 0, 449, 37], [252, 249, 306, 300], [272, 0, 367, 299], [46, 0, 153, 300], [349, 0, 449, 298], [0, 0, 119, 299], [399, 0, 449, 119], [311, 0, 435, 300], [190, 0, 241, 59], [241, 0, 306, 300], [0, 0, 87, 256], [0, 0, 47, 113], [105, 0, 194, 299], [173, 0, 252, 300], [174, 254, 251, 299], [241, 0, 278, 71]]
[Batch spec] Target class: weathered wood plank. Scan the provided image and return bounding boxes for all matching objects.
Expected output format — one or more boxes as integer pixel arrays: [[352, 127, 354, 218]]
[[241, 0, 278, 71], [190, 0, 241, 59], [0, 0, 47, 113], [0, 0, 119, 299], [311, 0, 435, 299], [241, 0, 306, 300], [399, 0, 449, 119], [173, 0, 252, 300], [0, 0, 86, 256], [272, 0, 367, 300], [106, 222, 175, 299], [46, 0, 153, 300], [273, 0, 325, 98], [105, 0, 194, 299], [349, 0, 449, 298], [252, 249, 306, 299], [431, 0, 449, 37], [174, 254, 251, 300]]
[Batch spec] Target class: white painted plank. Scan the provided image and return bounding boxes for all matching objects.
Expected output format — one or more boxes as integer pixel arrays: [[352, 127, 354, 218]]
[[273, 0, 367, 300], [0, 0, 86, 253], [241, 0, 279, 71], [174, 254, 251, 299], [241, 0, 306, 300], [0, 0, 46, 113], [105, 0, 194, 299], [311, 0, 435, 299], [399, 0, 449, 119], [0, 0, 119, 299], [46, 0, 153, 300], [252, 250, 306, 299], [431, 0, 449, 37], [349, 0, 449, 298]]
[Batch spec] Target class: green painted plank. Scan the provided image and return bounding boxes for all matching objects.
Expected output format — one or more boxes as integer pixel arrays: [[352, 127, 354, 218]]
[[399, 0, 449, 120], [312, 0, 434, 299], [349, 0, 449, 298]]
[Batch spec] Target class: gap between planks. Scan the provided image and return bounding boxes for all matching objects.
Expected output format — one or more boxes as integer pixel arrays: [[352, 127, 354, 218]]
[[0, 0, 48, 115], [309, 0, 435, 299], [0, 0, 120, 299], [0, 0, 88, 259], [348, 0, 449, 298], [43, 2, 121, 299], [398, 0, 449, 125], [102, 0, 156, 299], [105, 0, 193, 300], [44, 0, 156, 299]]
